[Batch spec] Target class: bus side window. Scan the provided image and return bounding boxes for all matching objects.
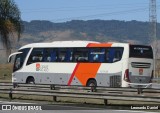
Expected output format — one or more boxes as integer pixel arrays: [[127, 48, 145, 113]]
[[50, 50, 57, 62], [106, 48, 124, 63], [58, 49, 65, 62], [64, 49, 73, 62], [106, 48, 115, 63], [114, 48, 123, 62], [57, 48, 73, 62], [89, 48, 105, 62], [27, 48, 44, 65], [105, 49, 110, 62], [73, 48, 88, 62], [44, 48, 52, 62], [43, 48, 58, 62], [113, 50, 122, 62]]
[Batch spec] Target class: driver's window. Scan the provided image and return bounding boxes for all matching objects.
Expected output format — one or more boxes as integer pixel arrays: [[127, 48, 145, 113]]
[[15, 57, 21, 69]]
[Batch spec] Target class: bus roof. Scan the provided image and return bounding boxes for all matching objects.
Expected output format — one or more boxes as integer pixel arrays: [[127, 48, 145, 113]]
[[19, 40, 129, 50]]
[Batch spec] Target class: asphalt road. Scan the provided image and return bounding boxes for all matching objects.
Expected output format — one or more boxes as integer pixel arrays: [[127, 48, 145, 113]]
[[0, 101, 159, 113], [0, 110, 157, 113]]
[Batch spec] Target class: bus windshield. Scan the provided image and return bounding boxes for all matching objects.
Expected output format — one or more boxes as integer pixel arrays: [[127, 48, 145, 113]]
[[129, 45, 153, 59], [13, 48, 30, 72]]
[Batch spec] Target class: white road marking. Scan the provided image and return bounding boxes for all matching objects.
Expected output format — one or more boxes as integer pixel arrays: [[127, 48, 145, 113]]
[[0, 101, 35, 104], [116, 110, 159, 113]]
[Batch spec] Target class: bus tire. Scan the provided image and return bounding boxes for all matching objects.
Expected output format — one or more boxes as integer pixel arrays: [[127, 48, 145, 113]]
[[87, 79, 97, 92], [26, 77, 35, 84]]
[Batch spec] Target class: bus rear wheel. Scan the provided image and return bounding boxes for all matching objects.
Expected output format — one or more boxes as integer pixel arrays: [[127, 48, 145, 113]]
[[26, 77, 35, 84], [87, 79, 97, 87], [86, 79, 97, 92]]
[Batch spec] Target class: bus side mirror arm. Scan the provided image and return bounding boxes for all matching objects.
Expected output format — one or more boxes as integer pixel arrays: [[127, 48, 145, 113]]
[[8, 56, 11, 63], [8, 52, 23, 63]]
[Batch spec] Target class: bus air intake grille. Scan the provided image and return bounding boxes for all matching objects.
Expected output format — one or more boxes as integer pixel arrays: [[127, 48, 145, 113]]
[[110, 75, 121, 87], [131, 62, 151, 68]]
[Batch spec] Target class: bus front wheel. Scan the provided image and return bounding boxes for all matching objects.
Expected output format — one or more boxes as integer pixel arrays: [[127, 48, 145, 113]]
[[26, 77, 35, 84]]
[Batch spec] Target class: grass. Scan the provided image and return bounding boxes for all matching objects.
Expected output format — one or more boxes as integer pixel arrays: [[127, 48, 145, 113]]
[[0, 93, 160, 105], [0, 64, 12, 82]]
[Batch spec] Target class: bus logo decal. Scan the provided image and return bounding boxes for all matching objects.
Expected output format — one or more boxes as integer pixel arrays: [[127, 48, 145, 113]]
[[36, 63, 40, 71], [139, 68, 143, 75], [36, 63, 49, 72]]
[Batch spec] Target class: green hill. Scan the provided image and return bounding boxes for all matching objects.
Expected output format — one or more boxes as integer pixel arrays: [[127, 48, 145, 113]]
[[19, 20, 160, 47], [1, 19, 160, 63]]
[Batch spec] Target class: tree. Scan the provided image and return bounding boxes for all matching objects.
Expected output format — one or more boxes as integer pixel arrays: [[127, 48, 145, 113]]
[[0, 0, 22, 53]]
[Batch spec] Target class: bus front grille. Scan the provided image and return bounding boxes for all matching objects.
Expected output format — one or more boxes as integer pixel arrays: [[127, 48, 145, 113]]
[[131, 62, 151, 68], [110, 75, 121, 87]]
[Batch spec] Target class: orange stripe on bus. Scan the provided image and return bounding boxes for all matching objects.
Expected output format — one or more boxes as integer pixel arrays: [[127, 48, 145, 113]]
[[74, 63, 101, 86], [67, 63, 80, 85], [68, 42, 111, 86], [87, 43, 112, 47]]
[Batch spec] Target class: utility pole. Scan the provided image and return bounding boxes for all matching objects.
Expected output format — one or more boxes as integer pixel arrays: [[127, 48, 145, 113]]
[[149, 0, 157, 78]]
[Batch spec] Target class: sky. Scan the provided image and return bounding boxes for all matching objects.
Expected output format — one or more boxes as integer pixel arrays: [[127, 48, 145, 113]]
[[14, 0, 160, 23]]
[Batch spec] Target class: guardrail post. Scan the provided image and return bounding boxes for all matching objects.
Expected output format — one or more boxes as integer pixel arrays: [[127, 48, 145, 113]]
[[137, 88, 143, 94], [13, 83, 17, 88], [104, 99, 108, 105], [91, 86, 97, 92], [9, 88, 12, 100], [53, 96, 57, 102], [50, 85, 55, 90]]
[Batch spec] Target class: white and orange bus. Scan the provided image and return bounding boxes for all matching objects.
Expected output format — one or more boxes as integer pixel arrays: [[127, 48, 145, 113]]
[[8, 41, 153, 88]]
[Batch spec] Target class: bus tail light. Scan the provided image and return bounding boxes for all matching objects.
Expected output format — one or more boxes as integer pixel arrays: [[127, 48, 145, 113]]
[[124, 69, 130, 82]]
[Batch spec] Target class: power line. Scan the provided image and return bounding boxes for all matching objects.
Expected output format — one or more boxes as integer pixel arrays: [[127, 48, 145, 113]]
[[46, 7, 154, 22], [21, 2, 150, 11], [21, 4, 160, 22], [18, 1, 160, 15]]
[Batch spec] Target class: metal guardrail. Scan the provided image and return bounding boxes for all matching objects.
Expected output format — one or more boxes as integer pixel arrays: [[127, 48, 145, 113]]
[[0, 82, 160, 105]]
